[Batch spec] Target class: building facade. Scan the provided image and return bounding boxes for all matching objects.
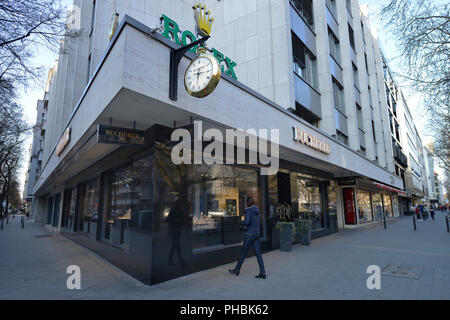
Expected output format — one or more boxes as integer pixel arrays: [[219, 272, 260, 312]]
[[29, 0, 417, 284], [22, 98, 49, 205]]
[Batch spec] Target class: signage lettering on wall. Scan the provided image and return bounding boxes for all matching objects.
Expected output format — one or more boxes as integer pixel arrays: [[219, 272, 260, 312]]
[[293, 127, 331, 154], [97, 125, 145, 146], [56, 128, 71, 157], [160, 14, 238, 80]]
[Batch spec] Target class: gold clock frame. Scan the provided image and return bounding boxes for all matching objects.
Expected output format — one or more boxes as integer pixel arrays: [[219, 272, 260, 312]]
[[184, 51, 221, 98]]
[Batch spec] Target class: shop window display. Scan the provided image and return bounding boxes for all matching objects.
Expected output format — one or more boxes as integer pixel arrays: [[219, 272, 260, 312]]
[[68, 188, 77, 230], [191, 165, 261, 250], [356, 190, 373, 223], [81, 178, 100, 238], [372, 193, 383, 220], [291, 173, 324, 231], [104, 157, 153, 249], [391, 195, 399, 217], [327, 181, 338, 228], [383, 194, 393, 218]]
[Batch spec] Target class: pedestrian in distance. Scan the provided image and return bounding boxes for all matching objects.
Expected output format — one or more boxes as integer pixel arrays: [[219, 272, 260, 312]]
[[423, 204, 428, 221], [430, 205, 435, 221], [229, 197, 266, 279], [415, 205, 421, 221]]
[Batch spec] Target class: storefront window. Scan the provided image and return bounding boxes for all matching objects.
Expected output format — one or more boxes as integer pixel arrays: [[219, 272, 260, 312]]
[[81, 177, 99, 238], [68, 188, 77, 230], [372, 193, 383, 221], [356, 190, 373, 223], [104, 157, 153, 249], [383, 194, 393, 218], [191, 165, 261, 250], [292, 174, 324, 231], [327, 181, 337, 229], [392, 195, 399, 217], [46, 197, 54, 225]]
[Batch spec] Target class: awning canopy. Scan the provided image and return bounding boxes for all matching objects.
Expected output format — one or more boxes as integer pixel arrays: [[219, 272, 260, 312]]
[[373, 181, 407, 196]]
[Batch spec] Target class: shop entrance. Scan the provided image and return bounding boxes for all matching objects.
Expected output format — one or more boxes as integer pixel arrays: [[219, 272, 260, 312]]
[[270, 169, 338, 238]]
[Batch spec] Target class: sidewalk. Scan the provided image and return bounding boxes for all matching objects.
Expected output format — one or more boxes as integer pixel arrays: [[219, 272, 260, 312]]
[[0, 212, 449, 300]]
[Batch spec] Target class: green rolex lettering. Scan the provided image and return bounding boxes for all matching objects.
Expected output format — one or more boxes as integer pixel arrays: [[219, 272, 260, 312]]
[[181, 30, 197, 53], [161, 14, 181, 45], [224, 57, 237, 80], [211, 48, 225, 73]]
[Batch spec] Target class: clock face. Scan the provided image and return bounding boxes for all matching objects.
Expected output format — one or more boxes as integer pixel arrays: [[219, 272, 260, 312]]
[[184, 54, 221, 98]]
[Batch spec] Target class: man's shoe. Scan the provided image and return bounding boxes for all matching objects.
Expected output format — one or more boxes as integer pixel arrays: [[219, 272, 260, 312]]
[[255, 273, 266, 279], [229, 269, 239, 276]]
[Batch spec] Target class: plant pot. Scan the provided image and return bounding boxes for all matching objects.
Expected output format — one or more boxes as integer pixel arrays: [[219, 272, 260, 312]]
[[279, 223, 293, 252], [299, 223, 312, 246]]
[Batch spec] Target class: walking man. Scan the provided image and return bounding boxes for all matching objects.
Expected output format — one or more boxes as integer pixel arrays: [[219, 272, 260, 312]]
[[229, 197, 266, 279]]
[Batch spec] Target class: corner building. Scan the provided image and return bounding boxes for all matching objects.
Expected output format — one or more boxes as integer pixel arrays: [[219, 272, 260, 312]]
[[32, 0, 405, 284]]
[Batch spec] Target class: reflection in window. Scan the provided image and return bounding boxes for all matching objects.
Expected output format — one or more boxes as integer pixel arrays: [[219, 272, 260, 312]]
[[68, 187, 77, 230], [191, 165, 261, 250], [383, 194, 392, 217], [372, 193, 383, 220], [333, 78, 345, 114], [328, 30, 341, 63], [292, 33, 318, 88], [81, 178, 99, 237], [327, 181, 337, 229], [105, 157, 153, 249], [292, 174, 324, 231], [356, 190, 373, 223], [291, 0, 314, 27]]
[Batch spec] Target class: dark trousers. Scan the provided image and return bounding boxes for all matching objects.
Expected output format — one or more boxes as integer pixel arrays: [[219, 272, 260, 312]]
[[235, 233, 266, 275]]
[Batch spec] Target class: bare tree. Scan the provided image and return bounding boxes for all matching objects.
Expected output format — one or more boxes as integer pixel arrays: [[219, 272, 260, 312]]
[[0, 0, 66, 90], [0, 85, 30, 217], [381, 1, 450, 177]]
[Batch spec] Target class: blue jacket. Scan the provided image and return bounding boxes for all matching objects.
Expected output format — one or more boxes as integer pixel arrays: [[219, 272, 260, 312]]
[[242, 205, 261, 236]]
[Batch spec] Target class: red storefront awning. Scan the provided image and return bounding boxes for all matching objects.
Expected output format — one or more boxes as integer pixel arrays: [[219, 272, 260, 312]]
[[373, 182, 407, 196]]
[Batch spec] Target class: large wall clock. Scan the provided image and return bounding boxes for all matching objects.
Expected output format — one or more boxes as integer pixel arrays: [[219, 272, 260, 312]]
[[184, 49, 221, 98]]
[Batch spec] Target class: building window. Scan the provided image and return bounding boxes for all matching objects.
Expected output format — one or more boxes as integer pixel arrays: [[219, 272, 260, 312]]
[[372, 120, 377, 143], [368, 85, 373, 106], [87, 54, 91, 83], [90, 0, 96, 36], [361, 21, 366, 43], [190, 165, 262, 250], [360, 146, 366, 156], [292, 33, 318, 88], [346, 0, 352, 15], [289, 172, 328, 231], [328, 29, 341, 63], [293, 102, 320, 127], [332, 78, 345, 114], [80, 177, 99, 239], [291, 0, 314, 28], [348, 24, 355, 50], [356, 104, 364, 131], [336, 130, 348, 145], [383, 194, 393, 217], [372, 193, 383, 220], [326, 0, 337, 17], [356, 190, 373, 223], [364, 53, 369, 74], [353, 63, 359, 89], [103, 157, 153, 248]]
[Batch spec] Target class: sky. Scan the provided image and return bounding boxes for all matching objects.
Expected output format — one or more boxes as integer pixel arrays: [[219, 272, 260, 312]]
[[15, 0, 443, 195]]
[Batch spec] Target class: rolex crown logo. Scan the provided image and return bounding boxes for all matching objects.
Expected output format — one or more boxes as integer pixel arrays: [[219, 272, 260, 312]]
[[193, 3, 214, 37]]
